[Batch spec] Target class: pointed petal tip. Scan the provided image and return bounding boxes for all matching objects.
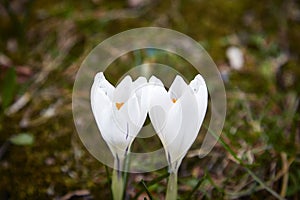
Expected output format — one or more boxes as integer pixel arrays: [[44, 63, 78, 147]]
[[194, 74, 206, 85], [116, 75, 133, 88], [189, 74, 207, 94], [123, 75, 133, 81], [168, 75, 188, 99], [132, 76, 148, 90], [149, 75, 163, 86], [94, 72, 105, 81], [171, 75, 187, 87], [174, 74, 185, 81], [134, 76, 147, 83], [149, 75, 158, 81]]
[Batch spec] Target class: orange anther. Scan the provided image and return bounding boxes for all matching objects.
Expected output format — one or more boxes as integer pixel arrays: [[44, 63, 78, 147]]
[[116, 102, 124, 110]]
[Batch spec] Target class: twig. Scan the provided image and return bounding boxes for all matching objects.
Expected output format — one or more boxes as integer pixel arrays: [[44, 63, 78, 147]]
[[140, 179, 153, 200], [147, 173, 169, 186], [280, 153, 289, 198], [133, 172, 169, 199]]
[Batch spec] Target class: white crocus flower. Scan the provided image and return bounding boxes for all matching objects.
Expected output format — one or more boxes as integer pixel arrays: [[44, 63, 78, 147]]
[[148, 74, 208, 200], [91, 72, 147, 200]]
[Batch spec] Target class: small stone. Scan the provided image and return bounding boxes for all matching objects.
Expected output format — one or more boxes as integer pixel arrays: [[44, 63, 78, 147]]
[[45, 157, 56, 166], [226, 46, 244, 70]]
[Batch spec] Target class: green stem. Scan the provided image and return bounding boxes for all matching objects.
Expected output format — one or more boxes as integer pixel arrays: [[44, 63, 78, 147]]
[[112, 168, 124, 200], [122, 152, 130, 199], [112, 158, 125, 200], [166, 172, 178, 200]]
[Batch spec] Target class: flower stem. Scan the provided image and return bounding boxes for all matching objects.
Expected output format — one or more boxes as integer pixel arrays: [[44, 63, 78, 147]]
[[166, 172, 178, 200], [112, 168, 124, 200], [122, 152, 130, 199], [112, 157, 125, 200]]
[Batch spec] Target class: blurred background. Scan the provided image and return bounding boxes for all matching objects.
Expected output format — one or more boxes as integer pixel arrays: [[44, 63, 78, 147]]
[[0, 0, 300, 199]]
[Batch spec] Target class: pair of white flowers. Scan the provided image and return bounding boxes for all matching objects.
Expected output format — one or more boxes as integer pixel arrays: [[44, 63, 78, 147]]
[[91, 72, 207, 172], [91, 72, 208, 199]]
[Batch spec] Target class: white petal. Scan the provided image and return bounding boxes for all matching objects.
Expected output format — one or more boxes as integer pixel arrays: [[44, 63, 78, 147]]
[[132, 76, 148, 113], [91, 86, 130, 159], [149, 75, 164, 87], [189, 74, 208, 129], [110, 98, 140, 147], [97, 107, 132, 158], [149, 76, 172, 111], [93, 72, 115, 100], [113, 75, 132, 103], [168, 75, 188, 100], [91, 73, 113, 119], [148, 76, 173, 134], [148, 75, 208, 173], [115, 77, 148, 139], [162, 101, 182, 147], [167, 88, 199, 172], [133, 77, 149, 129], [148, 76, 201, 173], [127, 94, 141, 130], [132, 76, 147, 93], [91, 73, 135, 160], [177, 88, 200, 153], [189, 74, 206, 94]]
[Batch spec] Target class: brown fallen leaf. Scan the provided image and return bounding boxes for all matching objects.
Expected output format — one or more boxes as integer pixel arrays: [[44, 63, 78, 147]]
[[60, 189, 92, 200]]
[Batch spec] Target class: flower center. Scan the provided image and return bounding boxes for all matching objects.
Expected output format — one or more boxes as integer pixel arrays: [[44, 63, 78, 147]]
[[115, 102, 124, 110], [172, 98, 177, 103]]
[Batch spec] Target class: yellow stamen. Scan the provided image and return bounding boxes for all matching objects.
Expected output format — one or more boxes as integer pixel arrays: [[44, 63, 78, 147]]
[[115, 102, 124, 110], [172, 98, 177, 103]]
